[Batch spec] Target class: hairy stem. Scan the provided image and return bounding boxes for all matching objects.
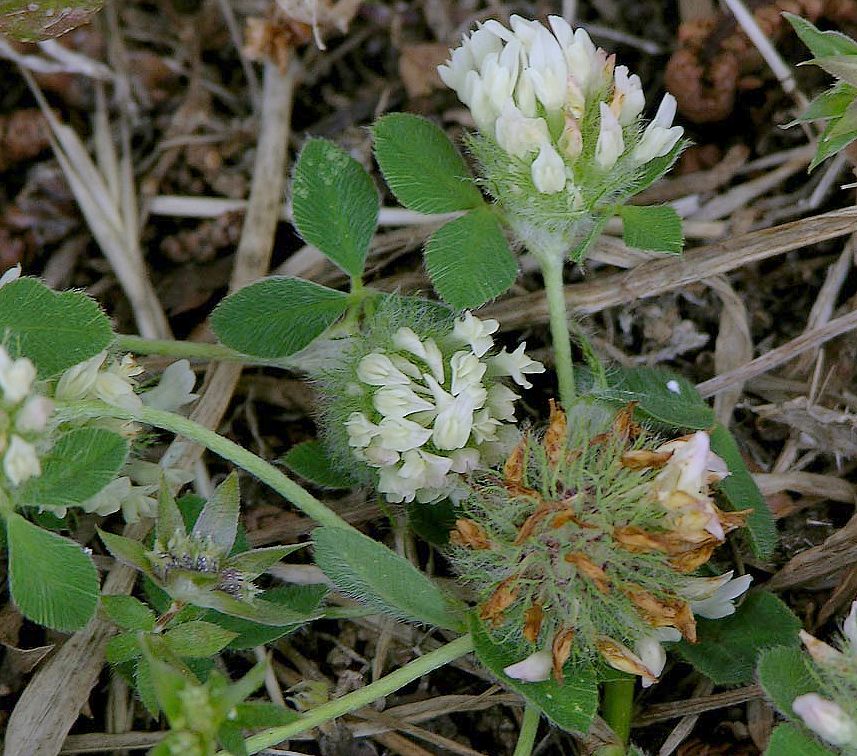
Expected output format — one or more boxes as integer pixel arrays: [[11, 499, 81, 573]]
[[61, 401, 353, 532], [239, 634, 475, 754], [540, 255, 576, 408], [114, 335, 282, 366], [600, 677, 634, 753], [512, 702, 541, 756]]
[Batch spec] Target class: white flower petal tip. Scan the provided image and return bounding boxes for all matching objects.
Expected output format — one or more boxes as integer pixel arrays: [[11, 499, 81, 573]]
[[793, 693, 857, 747], [689, 574, 752, 619], [0, 264, 21, 288], [503, 650, 553, 682]]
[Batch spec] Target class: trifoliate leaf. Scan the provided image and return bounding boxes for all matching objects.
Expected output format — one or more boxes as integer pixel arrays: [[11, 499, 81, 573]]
[[281, 440, 353, 489], [618, 204, 683, 254], [0, 277, 112, 377], [677, 592, 801, 685], [372, 113, 484, 213], [468, 614, 598, 733], [292, 138, 379, 278], [18, 428, 129, 509], [313, 525, 465, 630], [211, 277, 348, 358], [7, 513, 100, 632], [424, 208, 517, 309]]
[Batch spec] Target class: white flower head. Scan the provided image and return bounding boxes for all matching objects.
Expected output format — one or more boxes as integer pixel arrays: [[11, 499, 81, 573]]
[[531, 142, 566, 194], [633, 93, 684, 164], [488, 343, 545, 389], [793, 693, 857, 747], [453, 312, 499, 358], [3, 435, 40, 486], [503, 650, 552, 682], [595, 102, 624, 170]]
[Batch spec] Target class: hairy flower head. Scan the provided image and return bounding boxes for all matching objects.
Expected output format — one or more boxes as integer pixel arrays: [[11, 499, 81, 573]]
[[317, 300, 542, 504], [448, 402, 750, 686], [438, 15, 685, 261]]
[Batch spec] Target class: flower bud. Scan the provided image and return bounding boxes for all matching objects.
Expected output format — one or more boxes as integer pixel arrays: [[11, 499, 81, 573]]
[[15, 396, 53, 433], [633, 93, 684, 163], [611, 65, 645, 125], [503, 650, 553, 682], [530, 142, 566, 194], [0, 264, 21, 288], [793, 693, 857, 747], [55, 352, 106, 401], [494, 100, 549, 159], [0, 349, 36, 405], [3, 434, 40, 486], [526, 27, 567, 113], [357, 353, 411, 387], [595, 102, 624, 169]]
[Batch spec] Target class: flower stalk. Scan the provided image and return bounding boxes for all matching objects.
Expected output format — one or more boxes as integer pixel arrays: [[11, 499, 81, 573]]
[[57, 401, 353, 532], [540, 253, 576, 408], [513, 702, 541, 756], [239, 633, 475, 754]]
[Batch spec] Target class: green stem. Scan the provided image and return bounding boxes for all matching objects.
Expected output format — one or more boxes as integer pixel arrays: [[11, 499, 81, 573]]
[[600, 677, 634, 753], [512, 702, 541, 756], [61, 401, 353, 532], [238, 634, 474, 754], [114, 335, 264, 364], [540, 255, 576, 408]]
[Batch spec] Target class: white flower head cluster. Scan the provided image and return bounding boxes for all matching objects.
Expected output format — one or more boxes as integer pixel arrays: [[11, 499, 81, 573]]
[[438, 15, 684, 220], [337, 312, 544, 504], [0, 346, 53, 488], [789, 601, 857, 752]]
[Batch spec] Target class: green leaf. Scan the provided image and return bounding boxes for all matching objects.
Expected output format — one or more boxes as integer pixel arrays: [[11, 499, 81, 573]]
[[106, 632, 143, 665], [372, 113, 483, 213], [765, 724, 835, 756], [221, 661, 268, 711], [134, 657, 160, 718], [618, 205, 684, 254], [312, 525, 464, 630], [811, 116, 857, 170], [162, 621, 238, 657], [281, 441, 353, 489], [792, 83, 857, 124], [468, 614, 598, 733], [224, 544, 305, 579], [18, 428, 129, 509], [7, 512, 100, 631], [757, 645, 819, 720], [210, 584, 328, 650], [232, 701, 299, 728], [784, 13, 857, 58], [98, 528, 153, 575], [709, 423, 777, 560], [424, 208, 517, 309], [600, 366, 715, 429], [191, 472, 239, 554], [0, 277, 112, 377], [292, 138, 379, 278], [195, 591, 321, 627], [211, 277, 348, 358], [217, 722, 248, 756], [0, 0, 103, 41], [629, 139, 687, 198], [677, 592, 801, 685], [156, 484, 187, 545], [101, 595, 156, 632]]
